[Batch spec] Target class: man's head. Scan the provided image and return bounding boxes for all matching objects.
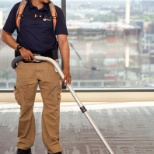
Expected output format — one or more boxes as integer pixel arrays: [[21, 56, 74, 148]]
[[39, 0, 50, 3], [40, 0, 50, 4], [31, 0, 50, 4]]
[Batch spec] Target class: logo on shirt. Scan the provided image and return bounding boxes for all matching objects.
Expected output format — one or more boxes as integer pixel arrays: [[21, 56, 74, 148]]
[[43, 17, 52, 21], [43, 18, 52, 21]]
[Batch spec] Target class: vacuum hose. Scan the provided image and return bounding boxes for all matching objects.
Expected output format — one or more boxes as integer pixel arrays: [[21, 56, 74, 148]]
[[11, 55, 24, 69]]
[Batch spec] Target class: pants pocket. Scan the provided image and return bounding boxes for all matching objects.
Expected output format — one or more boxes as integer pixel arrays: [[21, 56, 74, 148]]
[[55, 84, 61, 102], [14, 86, 21, 105]]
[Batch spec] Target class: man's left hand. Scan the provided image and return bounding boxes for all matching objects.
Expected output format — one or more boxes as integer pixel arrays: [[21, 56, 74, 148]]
[[62, 69, 71, 85]]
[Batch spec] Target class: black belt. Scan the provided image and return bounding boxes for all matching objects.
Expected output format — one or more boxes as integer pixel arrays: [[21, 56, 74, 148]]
[[15, 48, 58, 60]]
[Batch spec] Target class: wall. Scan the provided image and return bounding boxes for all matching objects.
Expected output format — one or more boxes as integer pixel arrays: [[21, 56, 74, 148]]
[[0, 91, 154, 102]]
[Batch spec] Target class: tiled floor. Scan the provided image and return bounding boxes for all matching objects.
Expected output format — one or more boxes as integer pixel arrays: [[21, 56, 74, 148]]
[[0, 102, 154, 154]]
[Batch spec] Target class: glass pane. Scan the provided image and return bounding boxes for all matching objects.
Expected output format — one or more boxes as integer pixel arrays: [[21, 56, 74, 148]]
[[67, 0, 154, 89], [0, 1, 15, 90]]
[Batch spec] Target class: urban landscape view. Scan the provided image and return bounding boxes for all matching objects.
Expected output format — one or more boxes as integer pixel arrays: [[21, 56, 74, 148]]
[[0, 0, 154, 89]]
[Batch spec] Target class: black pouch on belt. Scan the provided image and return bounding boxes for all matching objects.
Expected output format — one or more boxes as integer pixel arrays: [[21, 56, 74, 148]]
[[40, 48, 58, 60]]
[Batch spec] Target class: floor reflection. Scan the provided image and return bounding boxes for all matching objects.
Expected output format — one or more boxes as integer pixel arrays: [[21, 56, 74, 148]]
[[0, 102, 154, 154]]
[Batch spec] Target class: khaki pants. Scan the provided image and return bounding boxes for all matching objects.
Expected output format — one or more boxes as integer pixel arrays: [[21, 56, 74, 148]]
[[14, 61, 62, 153]]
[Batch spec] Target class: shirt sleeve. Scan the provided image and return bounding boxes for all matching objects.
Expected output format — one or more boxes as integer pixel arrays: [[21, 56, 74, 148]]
[[55, 6, 68, 35], [3, 3, 19, 34]]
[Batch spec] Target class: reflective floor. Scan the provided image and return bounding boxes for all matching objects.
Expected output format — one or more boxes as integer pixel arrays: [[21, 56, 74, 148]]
[[0, 102, 154, 154]]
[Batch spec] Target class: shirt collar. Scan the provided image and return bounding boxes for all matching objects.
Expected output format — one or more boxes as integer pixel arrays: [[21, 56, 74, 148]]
[[27, 0, 49, 12]]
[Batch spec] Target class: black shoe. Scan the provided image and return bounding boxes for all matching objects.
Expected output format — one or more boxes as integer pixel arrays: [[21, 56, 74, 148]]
[[17, 148, 32, 154]]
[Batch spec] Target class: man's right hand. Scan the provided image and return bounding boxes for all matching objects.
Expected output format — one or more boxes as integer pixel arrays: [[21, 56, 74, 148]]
[[19, 47, 36, 61]]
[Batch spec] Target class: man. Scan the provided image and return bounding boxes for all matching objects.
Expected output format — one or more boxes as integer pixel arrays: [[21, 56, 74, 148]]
[[1, 0, 71, 154]]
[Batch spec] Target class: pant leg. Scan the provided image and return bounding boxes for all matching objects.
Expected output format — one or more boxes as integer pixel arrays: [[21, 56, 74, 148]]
[[14, 62, 38, 149], [38, 62, 62, 153]]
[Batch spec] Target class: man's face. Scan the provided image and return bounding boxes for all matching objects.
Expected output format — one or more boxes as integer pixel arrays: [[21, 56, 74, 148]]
[[42, 0, 50, 4]]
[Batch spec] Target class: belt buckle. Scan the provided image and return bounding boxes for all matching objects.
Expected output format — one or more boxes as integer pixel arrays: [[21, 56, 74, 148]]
[[33, 60, 42, 63]]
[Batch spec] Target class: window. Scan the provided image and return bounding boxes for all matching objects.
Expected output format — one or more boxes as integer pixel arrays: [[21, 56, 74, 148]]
[[0, 0, 154, 90], [67, 0, 154, 89]]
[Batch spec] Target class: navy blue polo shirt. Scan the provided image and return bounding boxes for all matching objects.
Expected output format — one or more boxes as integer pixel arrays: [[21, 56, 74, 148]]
[[3, 0, 68, 54]]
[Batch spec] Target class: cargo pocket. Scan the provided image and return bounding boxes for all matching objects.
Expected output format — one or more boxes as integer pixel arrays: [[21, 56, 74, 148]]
[[53, 84, 61, 103], [14, 86, 21, 105], [57, 84, 61, 100], [57, 94, 61, 101]]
